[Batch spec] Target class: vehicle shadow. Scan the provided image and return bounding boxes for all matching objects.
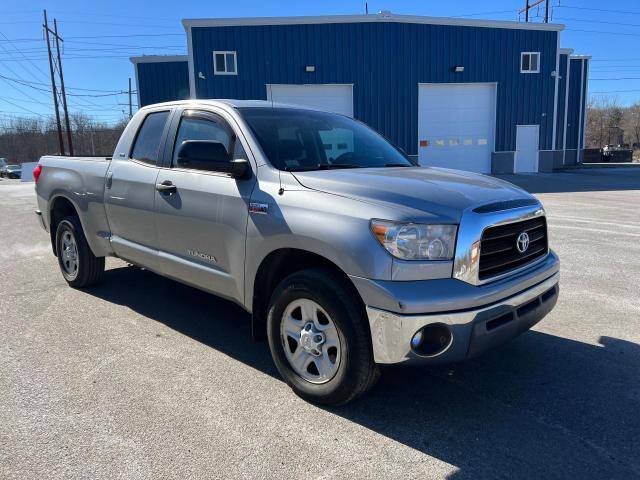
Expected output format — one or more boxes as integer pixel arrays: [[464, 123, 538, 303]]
[[86, 265, 639, 479], [495, 167, 640, 194]]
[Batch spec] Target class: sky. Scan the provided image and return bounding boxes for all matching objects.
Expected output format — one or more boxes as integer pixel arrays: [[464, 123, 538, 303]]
[[1, 0, 640, 127]]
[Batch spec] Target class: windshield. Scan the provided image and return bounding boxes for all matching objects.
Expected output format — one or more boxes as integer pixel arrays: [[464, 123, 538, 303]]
[[239, 107, 416, 171], [7, 165, 19, 170]]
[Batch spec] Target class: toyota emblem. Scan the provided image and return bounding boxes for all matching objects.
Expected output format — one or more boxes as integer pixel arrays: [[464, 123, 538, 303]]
[[516, 232, 530, 253]]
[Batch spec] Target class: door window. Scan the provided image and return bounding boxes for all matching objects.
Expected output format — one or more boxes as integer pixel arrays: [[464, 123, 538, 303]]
[[130, 111, 170, 165], [172, 116, 232, 170]]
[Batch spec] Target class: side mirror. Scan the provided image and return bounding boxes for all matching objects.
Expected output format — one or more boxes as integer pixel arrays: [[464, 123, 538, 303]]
[[176, 140, 251, 178], [230, 158, 250, 179]]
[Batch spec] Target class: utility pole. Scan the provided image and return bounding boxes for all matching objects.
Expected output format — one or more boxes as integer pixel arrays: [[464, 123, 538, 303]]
[[43, 10, 64, 155], [544, 0, 549, 23], [128, 77, 133, 119], [520, 0, 550, 23], [53, 19, 73, 155]]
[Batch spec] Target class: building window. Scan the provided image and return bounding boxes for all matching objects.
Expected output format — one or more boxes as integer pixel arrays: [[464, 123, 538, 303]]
[[213, 51, 237, 75], [521, 52, 540, 73]]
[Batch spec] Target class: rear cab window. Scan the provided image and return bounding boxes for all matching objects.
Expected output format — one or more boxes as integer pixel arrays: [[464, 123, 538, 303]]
[[130, 110, 170, 165]]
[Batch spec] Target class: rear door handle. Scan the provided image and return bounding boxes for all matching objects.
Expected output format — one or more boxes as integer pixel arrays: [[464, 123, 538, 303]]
[[156, 180, 177, 194]]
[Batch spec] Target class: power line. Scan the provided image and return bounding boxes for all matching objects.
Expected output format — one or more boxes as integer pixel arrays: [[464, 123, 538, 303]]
[[0, 33, 185, 43], [0, 97, 47, 116], [590, 77, 640, 81], [591, 89, 640, 94], [565, 28, 640, 37], [0, 73, 131, 93], [555, 4, 640, 16], [554, 16, 640, 28]]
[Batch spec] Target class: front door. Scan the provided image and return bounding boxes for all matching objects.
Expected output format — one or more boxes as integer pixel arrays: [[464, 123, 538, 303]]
[[153, 109, 256, 304], [104, 109, 171, 270], [515, 125, 540, 173]]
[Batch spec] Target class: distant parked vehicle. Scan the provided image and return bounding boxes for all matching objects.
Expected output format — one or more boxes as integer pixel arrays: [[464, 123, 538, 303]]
[[0, 158, 7, 169], [601, 144, 633, 162], [1, 164, 22, 179]]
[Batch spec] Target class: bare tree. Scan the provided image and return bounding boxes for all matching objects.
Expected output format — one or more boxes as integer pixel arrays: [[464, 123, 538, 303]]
[[0, 115, 127, 164], [624, 103, 640, 147]]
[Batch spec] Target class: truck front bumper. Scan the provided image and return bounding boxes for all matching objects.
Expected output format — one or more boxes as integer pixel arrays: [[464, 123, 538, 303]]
[[352, 251, 560, 365]]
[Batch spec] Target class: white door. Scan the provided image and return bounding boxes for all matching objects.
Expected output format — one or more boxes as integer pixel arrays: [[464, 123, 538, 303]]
[[515, 125, 539, 173], [418, 83, 496, 173], [266, 84, 353, 117]]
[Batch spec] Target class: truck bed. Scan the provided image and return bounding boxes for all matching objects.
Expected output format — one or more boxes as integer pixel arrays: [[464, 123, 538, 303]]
[[36, 155, 114, 258]]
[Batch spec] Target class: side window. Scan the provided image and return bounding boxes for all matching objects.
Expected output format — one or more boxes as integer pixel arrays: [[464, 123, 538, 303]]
[[172, 116, 233, 170], [521, 52, 540, 73], [130, 111, 170, 164], [213, 51, 237, 75]]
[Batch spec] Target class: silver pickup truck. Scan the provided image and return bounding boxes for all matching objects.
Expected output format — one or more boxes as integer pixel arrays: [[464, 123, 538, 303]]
[[35, 100, 559, 405]]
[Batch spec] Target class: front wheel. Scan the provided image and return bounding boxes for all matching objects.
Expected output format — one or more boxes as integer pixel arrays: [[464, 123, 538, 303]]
[[267, 268, 379, 406], [55, 215, 105, 288]]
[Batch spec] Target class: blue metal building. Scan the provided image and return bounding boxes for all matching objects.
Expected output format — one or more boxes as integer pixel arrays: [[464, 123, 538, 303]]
[[132, 12, 591, 173], [130, 55, 190, 107]]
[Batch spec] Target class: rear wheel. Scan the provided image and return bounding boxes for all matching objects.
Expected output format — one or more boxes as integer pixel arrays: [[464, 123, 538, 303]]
[[55, 216, 104, 288], [267, 268, 379, 406]]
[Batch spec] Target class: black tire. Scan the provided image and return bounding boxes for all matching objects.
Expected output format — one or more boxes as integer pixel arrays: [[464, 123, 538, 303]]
[[55, 215, 105, 288], [267, 268, 380, 406]]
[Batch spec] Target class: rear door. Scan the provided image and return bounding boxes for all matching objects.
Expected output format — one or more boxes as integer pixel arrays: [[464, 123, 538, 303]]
[[104, 108, 172, 270], [153, 108, 256, 304]]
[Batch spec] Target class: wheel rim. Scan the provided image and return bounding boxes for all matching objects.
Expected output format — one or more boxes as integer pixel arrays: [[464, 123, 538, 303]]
[[280, 298, 342, 384], [60, 230, 79, 277]]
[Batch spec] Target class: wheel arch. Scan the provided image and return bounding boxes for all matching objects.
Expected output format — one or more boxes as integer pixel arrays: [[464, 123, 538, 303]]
[[49, 195, 81, 255], [250, 248, 366, 340]]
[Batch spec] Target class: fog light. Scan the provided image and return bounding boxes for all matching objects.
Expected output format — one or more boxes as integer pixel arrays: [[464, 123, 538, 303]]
[[410, 329, 424, 349], [410, 323, 453, 357]]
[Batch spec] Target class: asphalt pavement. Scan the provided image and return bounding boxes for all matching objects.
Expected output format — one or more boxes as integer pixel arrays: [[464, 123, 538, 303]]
[[1, 169, 639, 479]]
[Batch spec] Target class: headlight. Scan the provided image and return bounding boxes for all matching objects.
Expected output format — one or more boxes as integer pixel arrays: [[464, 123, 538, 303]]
[[371, 220, 457, 261]]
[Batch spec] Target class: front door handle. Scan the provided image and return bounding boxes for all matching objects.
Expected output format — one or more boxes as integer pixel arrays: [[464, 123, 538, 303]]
[[156, 180, 177, 194]]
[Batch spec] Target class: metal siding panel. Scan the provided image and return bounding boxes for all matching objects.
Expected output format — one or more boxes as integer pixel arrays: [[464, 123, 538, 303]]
[[137, 61, 189, 107], [187, 22, 558, 155], [566, 58, 582, 150]]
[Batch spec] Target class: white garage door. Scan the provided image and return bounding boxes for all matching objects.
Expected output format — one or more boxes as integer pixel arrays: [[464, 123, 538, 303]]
[[266, 84, 353, 117], [418, 83, 496, 173]]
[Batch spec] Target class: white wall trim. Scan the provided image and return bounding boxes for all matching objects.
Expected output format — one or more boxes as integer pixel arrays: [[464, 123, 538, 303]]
[[133, 65, 141, 109], [552, 33, 560, 150], [570, 54, 592, 59], [562, 51, 571, 165], [582, 59, 590, 152], [577, 59, 585, 155], [182, 12, 564, 32], [187, 26, 196, 99], [129, 55, 188, 64]]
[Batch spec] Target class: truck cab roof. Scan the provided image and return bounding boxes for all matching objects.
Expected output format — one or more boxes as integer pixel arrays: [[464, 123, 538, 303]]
[[137, 99, 320, 114]]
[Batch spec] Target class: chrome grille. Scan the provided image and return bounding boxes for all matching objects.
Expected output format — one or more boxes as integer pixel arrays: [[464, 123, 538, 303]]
[[478, 216, 548, 280]]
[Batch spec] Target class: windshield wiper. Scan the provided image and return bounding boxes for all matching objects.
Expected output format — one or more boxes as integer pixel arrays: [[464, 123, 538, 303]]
[[319, 164, 362, 170], [384, 163, 414, 167]]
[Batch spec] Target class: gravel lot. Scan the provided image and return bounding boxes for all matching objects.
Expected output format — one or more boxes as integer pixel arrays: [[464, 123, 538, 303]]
[[1, 169, 639, 479]]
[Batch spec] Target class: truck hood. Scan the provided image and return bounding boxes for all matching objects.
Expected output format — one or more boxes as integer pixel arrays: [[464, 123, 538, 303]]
[[292, 167, 536, 221]]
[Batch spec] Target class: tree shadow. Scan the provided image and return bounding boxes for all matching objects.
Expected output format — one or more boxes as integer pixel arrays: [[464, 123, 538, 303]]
[[495, 167, 640, 194], [86, 265, 640, 478]]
